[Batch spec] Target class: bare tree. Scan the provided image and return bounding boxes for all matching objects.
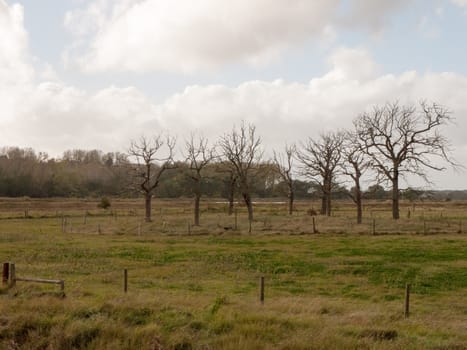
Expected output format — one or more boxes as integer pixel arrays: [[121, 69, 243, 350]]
[[215, 160, 238, 215], [184, 134, 215, 226], [341, 131, 371, 224], [128, 135, 176, 222], [219, 122, 262, 222], [297, 132, 344, 216], [355, 101, 456, 219], [273, 144, 296, 215]]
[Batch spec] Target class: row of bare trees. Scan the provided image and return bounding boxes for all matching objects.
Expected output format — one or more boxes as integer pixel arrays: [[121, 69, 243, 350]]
[[129, 101, 457, 225]]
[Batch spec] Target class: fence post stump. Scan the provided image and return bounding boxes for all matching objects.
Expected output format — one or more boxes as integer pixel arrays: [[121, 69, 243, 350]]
[[260, 276, 265, 304], [404, 283, 410, 318], [2, 262, 9, 285]]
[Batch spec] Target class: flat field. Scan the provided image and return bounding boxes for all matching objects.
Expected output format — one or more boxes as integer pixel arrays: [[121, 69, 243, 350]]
[[0, 198, 466, 349]]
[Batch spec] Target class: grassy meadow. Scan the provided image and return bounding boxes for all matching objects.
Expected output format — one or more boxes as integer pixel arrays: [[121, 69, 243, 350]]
[[0, 197, 466, 349]]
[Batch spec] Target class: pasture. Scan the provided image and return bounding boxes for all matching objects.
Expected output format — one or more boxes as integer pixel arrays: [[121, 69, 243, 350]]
[[0, 198, 466, 349]]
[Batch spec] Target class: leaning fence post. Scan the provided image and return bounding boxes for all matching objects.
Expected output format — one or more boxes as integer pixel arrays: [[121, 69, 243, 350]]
[[9, 263, 15, 288], [260, 276, 265, 304], [2, 262, 9, 285], [404, 283, 410, 318]]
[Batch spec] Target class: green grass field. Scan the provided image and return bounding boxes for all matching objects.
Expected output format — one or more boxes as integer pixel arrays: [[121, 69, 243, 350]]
[[0, 198, 466, 349]]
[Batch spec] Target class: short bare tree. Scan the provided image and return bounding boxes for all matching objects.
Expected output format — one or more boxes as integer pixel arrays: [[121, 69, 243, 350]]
[[355, 101, 456, 219], [128, 135, 176, 222], [341, 131, 371, 224], [297, 132, 344, 216], [219, 122, 262, 222], [184, 134, 215, 226], [273, 144, 296, 215]]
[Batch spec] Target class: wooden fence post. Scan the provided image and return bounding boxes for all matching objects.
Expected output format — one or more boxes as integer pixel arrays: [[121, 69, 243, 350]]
[[9, 263, 15, 288], [260, 276, 264, 304], [312, 217, 316, 234], [404, 284, 410, 318], [124, 269, 128, 293], [2, 262, 9, 285], [372, 219, 376, 235]]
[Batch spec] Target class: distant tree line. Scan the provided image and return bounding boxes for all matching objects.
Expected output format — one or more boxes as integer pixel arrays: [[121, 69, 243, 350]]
[[0, 101, 459, 223]]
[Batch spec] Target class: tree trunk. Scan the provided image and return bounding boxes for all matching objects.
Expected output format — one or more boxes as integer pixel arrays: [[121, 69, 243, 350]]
[[144, 193, 152, 222], [243, 192, 254, 222], [227, 176, 236, 215], [320, 196, 326, 215], [356, 192, 362, 224], [288, 188, 294, 215], [392, 170, 400, 220], [354, 175, 363, 224], [194, 193, 201, 226], [323, 178, 332, 217]]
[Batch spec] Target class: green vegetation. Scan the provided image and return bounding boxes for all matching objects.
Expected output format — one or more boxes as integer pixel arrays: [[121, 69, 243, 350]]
[[0, 198, 466, 349]]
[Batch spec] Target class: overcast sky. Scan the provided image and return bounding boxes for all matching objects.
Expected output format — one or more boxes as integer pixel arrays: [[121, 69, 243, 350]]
[[0, 0, 466, 189]]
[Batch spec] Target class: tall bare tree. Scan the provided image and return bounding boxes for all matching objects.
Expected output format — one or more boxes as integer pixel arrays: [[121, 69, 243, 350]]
[[184, 134, 215, 226], [128, 135, 176, 222], [273, 144, 296, 215], [297, 132, 344, 216], [355, 101, 456, 219], [341, 131, 371, 224], [219, 122, 262, 222]]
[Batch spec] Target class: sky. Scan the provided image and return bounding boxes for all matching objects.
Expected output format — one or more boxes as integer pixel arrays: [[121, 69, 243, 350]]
[[0, 0, 466, 190]]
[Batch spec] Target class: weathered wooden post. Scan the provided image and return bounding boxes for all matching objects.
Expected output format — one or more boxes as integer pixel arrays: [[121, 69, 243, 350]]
[[234, 208, 238, 230], [2, 262, 9, 285], [312, 217, 316, 234], [404, 284, 410, 318], [124, 269, 128, 293], [260, 276, 265, 304], [9, 263, 15, 288], [372, 219, 376, 235]]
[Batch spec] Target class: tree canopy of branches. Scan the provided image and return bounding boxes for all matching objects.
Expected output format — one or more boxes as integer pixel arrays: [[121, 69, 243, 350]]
[[128, 135, 176, 222], [297, 132, 344, 216], [355, 101, 456, 219], [219, 122, 262, 222], [273, 144, 296, 215], [184, 134, 215, 226]]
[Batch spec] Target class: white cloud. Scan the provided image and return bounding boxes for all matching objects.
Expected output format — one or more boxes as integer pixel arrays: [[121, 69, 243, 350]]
[[63, 0, 411, 73], [451, 0, 467, 7]]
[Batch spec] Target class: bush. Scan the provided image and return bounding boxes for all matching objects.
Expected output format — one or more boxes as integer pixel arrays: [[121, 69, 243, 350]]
[[97, 197, 111, 209]]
